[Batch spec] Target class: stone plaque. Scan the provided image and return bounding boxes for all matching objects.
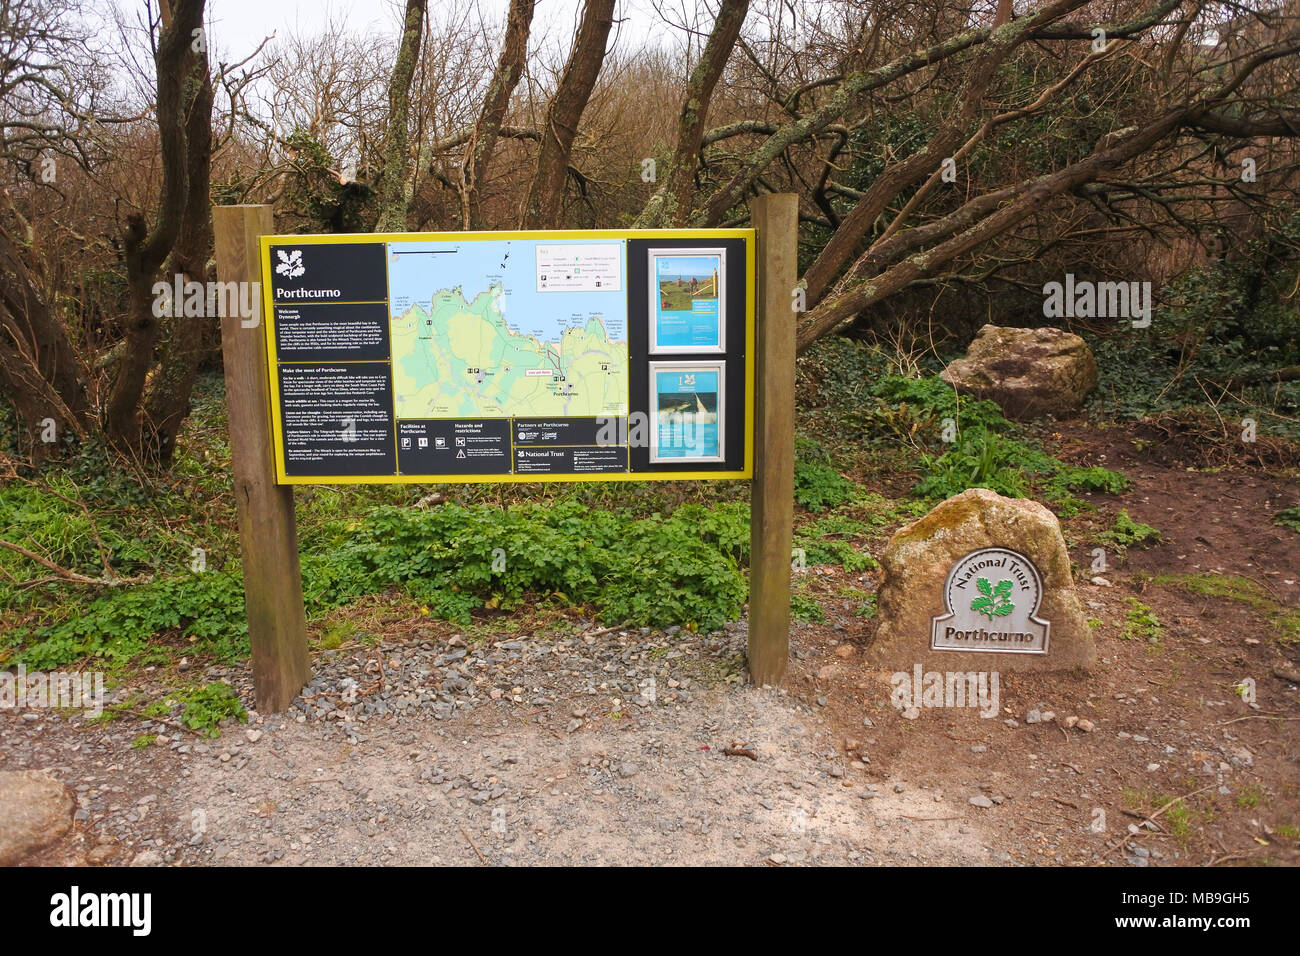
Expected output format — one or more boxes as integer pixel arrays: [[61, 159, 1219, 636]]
[[931, 547, 1050, 654]]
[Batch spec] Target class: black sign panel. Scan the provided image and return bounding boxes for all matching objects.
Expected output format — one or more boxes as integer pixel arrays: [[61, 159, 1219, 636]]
[[269, 242, 387, 304], [277, 364, 395, 477]]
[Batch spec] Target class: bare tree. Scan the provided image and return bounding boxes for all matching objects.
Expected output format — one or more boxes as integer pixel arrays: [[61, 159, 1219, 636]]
[[521, 0, 616, 228], [456, 0, 536, 228], [102, 0, 209, 456], [375, 0, 429, 232]]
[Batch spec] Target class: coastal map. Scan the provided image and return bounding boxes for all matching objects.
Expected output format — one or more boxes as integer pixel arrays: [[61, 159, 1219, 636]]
[[387, 239, 628, 419]]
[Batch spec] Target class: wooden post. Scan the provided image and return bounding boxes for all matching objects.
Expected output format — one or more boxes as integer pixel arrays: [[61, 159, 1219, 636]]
[[749, 193, 798, 686], [213, 205, 311, 713]]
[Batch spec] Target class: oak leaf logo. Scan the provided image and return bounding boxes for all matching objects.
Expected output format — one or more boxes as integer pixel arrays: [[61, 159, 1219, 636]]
[[275, 249, 305, 279], [970, 577, 1015, 619]]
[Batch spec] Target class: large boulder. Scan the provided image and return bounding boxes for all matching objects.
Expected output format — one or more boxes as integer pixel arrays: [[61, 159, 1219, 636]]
[[0, 769, 74, 864], [867, 488, 1094, 674], [940, 324, 1097, 420]]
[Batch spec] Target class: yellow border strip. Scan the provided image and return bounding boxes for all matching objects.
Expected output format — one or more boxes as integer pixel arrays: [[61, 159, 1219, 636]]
[[259, 229, 755, 486]]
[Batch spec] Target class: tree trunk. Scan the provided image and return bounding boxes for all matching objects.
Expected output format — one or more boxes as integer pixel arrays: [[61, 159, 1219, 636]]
[[0, 228, 92, 456], [375, 0, 428, 233], [638, 0, 749, 228], [458, 0, 535, 229], [521, 0, 615, 229], [142, 23, 216, 467], [102, 0, 206, 454]]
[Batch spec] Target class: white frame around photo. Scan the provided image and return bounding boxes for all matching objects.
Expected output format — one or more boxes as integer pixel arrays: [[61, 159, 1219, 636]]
[[647, 360, 726, 463], [647, 246, 726, 354]]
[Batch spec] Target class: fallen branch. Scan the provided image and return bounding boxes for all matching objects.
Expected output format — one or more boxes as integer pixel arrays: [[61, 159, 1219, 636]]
[[0, 539, 152, 587]]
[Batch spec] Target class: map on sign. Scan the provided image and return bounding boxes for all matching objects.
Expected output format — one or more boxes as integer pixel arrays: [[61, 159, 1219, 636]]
[[387, 239, 628, 420]]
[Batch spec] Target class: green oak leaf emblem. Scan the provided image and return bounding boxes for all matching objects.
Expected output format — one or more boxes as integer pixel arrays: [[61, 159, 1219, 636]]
[[970, 577, 1015, 619]]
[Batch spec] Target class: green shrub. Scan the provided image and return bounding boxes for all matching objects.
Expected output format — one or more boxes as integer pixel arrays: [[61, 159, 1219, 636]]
[[180, 682, 248, 738], [1096, 509, 1162, 550], [15, 571, 250, 670], [791, 592, 826, 624], [1275, 507, 1300, 533], [793, 439, 860, 511]]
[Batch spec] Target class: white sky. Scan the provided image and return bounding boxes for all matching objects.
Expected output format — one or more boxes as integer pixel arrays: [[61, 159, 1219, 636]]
[[197, 0, 712, 64]]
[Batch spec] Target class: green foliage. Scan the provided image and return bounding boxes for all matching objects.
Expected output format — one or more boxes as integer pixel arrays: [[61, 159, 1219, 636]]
[[797, 537, 879, 572], [1275, 507, 1300, 533], [794, 462, 859, 512], [15, 571, 250, 670], [1096, 509, 1162, 550], [868, 374, 1132, 509], [12, 497, 753, 669], [180, 682, 248, 738], [327, 499, 750, 633], [278, 130, 374, 233], [1120, 598, 1162, 643], [794, 511, 881, 571], [793, 439, 860, 512], [791, 592, 826, 624], [1085, 209, 1300, 440]]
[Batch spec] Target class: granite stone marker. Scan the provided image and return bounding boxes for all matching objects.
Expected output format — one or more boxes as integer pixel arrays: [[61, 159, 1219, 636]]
[[868, 488, 1094, 673]]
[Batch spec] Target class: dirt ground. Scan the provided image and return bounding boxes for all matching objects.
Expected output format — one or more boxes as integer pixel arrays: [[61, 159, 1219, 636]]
[[4, 422, 1298, 866]]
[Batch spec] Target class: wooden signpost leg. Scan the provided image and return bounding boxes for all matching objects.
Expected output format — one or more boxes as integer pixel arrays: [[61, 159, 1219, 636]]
[[213, 204, 311, 713], [748, 193, 798, 686]]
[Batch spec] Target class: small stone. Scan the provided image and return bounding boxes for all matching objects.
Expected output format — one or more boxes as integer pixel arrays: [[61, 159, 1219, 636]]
[[1064, 716, 1078, 729], [768, 853, 787, 864], [970, 745, 987, 753], [619, 763, 638, 778], [1076, 719, 1094, 733], [245, 730, 263, 743], [1091, 576, 1112, 587], [901, 707, 920, 720], [85, 843, 119, 864], [843, 739, 860, 753], [969, 796, 994, 808], [130, 849, 163, 867], [894, 784, 905, 793], [1026, 709, 1042, 724], [1272, 662, 1300, 683]]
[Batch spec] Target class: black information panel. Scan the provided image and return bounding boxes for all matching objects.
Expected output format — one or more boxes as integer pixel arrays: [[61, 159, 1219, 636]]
[[262, 231, 753, 484]]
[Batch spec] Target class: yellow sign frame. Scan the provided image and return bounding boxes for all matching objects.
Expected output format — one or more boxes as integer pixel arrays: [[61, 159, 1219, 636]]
[[259, 228, 756, 485]]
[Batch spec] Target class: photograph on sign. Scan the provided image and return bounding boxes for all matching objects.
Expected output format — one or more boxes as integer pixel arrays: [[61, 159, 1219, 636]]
[[647, 247, 725, 353], [648, 361, 725, 462]]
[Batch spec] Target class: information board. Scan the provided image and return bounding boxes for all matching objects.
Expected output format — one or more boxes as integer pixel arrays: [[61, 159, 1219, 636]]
[[260, 229, 754, 484]]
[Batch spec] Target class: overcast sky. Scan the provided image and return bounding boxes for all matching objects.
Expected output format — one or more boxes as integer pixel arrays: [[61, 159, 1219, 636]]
[[195, 0, 716, 64]]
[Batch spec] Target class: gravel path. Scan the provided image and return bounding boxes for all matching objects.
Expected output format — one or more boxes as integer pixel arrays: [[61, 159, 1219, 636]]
[[3, 621, 997, 866]]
